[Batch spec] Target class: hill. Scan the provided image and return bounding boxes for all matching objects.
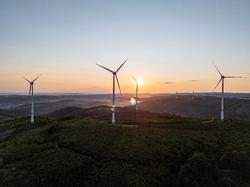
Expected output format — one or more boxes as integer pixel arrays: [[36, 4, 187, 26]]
[[2, 94, 250, 120], [139, 95, 250, 120], [46, 106, 181, 127], [0, 94, 132, 116], [0, 108, 250, 186], [0, 109, 19, 122]]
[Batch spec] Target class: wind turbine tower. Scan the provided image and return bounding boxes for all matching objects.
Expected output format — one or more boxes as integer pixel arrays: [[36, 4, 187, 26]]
[[214, 65, 243, 121], [132, 76, 139, 111], [24, 75, 41, 124], [97, 59, 127, 125]]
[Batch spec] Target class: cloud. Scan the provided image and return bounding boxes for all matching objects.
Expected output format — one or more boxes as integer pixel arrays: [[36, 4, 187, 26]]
[[189, 80, 199, 82], [163, 81, 175, 85]]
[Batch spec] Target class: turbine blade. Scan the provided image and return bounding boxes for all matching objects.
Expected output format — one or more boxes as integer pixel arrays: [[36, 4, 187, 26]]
[[116, 58, 127, 73], [225, 76, 245, 79], [29, 84, 32, 95], [131, 75, 137, 82], [23, 77, 31, 84], [96, 64, 114, 73], [115, 75, 122, 96], [213, 64, 223, 77], [214, 78, 222, 90], [131, 75, 139, 86], [32, 74, 41, 83]]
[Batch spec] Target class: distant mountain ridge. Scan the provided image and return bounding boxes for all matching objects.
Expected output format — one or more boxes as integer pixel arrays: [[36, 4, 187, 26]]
[[1, 94, 250, 120], [139, 96, 250, 120]]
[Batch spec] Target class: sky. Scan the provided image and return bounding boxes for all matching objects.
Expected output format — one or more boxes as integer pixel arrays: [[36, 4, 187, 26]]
[[0, 0, 250, 93]]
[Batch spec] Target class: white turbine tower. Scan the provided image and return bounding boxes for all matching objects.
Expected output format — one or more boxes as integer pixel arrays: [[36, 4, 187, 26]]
[[132, 76, 139, 111], [214, 65, 243, 121], [23, 75, 41, 124], [97, 59, 127, 125]]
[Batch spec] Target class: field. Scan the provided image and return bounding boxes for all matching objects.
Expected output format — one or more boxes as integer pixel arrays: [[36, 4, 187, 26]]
[[0, 108, 250, 187]]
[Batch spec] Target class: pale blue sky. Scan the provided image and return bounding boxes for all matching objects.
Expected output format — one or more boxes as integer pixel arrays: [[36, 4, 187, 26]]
[[0, 0, 250, 93]]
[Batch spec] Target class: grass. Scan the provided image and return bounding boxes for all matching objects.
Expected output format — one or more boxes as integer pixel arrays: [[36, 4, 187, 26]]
[[0, 114, 250, 186]]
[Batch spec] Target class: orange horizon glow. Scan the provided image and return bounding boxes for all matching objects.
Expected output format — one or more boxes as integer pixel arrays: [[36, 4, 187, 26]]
[[0, 73, 249, 94]]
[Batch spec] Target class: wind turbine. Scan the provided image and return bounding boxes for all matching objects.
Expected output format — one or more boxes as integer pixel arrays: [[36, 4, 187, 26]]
[[23, 75, 41, 124], [214, 65, 243, 121], [132, 75, 139, 111], [97, 59, 127, 125]]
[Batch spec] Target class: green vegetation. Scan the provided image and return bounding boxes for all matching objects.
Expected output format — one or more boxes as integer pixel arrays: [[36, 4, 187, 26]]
[[0, 113, 250, 186]]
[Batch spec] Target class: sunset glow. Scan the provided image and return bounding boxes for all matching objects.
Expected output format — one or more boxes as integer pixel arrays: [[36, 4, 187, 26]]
[[137, 79, 144, 87], [0, 1, 250, 93]]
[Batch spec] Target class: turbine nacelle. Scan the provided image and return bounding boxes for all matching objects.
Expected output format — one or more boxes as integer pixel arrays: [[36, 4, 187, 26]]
[[97, 59, 127, 96], [23, 75, 41, 95], [214, 65, 244, 90]]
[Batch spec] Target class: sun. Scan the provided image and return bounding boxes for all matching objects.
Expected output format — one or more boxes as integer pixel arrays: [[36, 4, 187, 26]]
[[137, 79, 144, 86]]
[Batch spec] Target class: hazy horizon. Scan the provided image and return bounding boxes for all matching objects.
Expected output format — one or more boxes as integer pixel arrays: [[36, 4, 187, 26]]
[[1, 91, 250, 96]]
